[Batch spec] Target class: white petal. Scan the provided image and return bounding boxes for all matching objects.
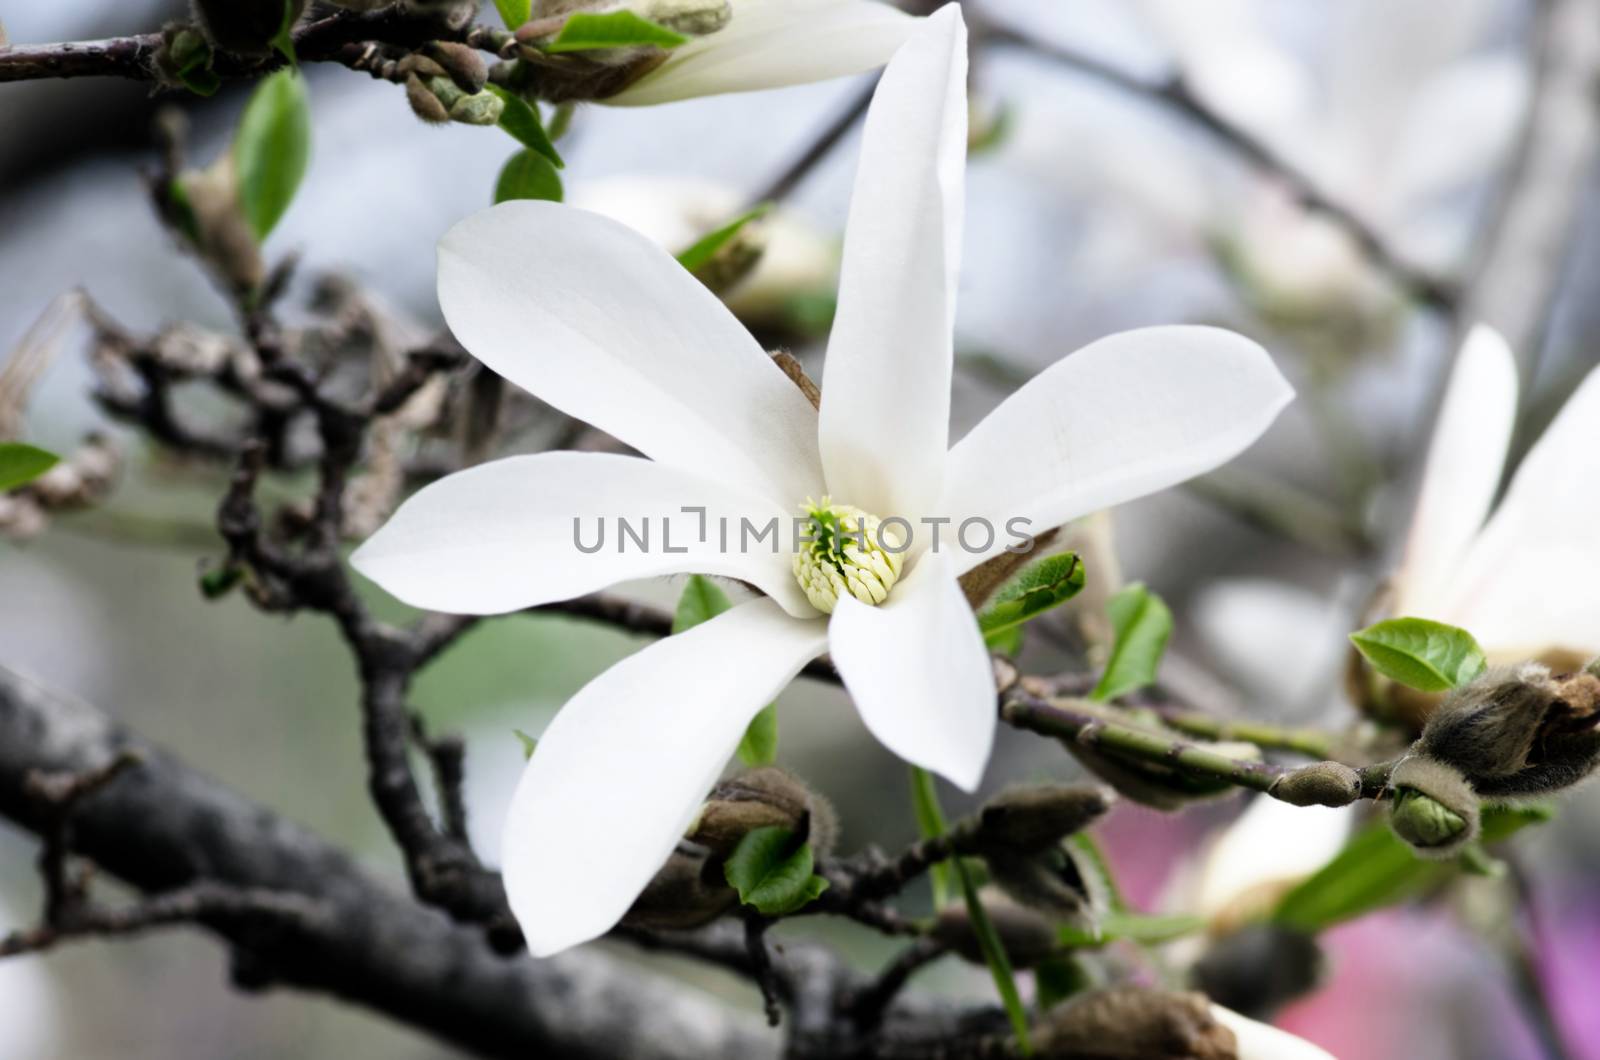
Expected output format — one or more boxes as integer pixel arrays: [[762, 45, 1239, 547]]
[[1395, 325, 1517, 618], [1211, 1005, 1337, 1060], [941, 326, 1293, 575], [817, 4, 967, 519], [350, 451, 813, 616], [501, 598, 827, 956], [606, 0, 918, 107], [437, 201, 823, 503], [1440, 365, 1600, 657], [828, 553, 994, 791]]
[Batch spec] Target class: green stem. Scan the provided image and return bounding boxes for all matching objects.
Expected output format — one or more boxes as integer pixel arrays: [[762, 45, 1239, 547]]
[[908, 766, 1031, 1055], [907, 766, 952, 909], [1156, 711, 1335, 760]]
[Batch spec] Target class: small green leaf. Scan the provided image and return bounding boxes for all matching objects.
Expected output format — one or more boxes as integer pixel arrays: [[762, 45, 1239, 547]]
[[546, 10, 688, 53], [723, 826, 828, 916], [233, 68, 311, 240], [1090, 582, 1172, 702], [494, 0, 533, 28], [494, 149, 564, 205], [674, 575, 779, 767], [908, 766, 952, 909], [485, 85, 563, 168], [676, 204, 770, 273], [952, 857, 1032, 1054], [984, 624, 1024, 655], [1059, 911, 1204, 948], [1272, 803, 1552, 933], [736, 703, 779, 767], [672, 574, 732, 632], [977, 551, 1085, 638], [1349, 617, 1487, 692], [514, 729, 538, 760], [0, 442, 60, 492]]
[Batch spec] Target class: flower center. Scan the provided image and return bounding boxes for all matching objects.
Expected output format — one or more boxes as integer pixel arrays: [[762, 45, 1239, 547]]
[[792, 497, 904, 614]]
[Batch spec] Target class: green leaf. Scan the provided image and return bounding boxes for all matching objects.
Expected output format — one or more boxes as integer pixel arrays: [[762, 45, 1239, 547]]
[[1272, 803, 1552, 933], [0, 442, 60, 492], [1068, 832, 1127, 912], [908, 766, 952, 909], [1090, 582, 1172, 702], [494, 0, 533, 28], [514, 729, 538, 760], [736, 703, 779, 767], [722, 826, 829, 916], [1349, 617, 1487, 692], [673, 575, 778, 767], [233, 68, 311, 240], [485, 85, 564, 168], [977, 552, 1086, 638], [953, 857, 1032, 1054], [984, 624, 1024, 655], [676, 204, 770, 273], [494, 148, 564, 204], [1059, 911, 1204, 948], [546, 10, 688, 53], [672, 574, 732, 632]]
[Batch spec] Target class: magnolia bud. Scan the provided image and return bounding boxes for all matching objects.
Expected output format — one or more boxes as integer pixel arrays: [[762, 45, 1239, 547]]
[[425, 77, 505, 125], [973, 784, 1114, 851], [619, 847, 736, 930], [1388, 756, 1478, 859], [984, 840, 1103, 932], [191, 0, 307, 55], [1417, 662, 1600, 797], [1191, 923, 1324, 1019], [1032, 986, 1236, 1060], [1065, 704, 1263, 811], [687, 220, 768, 297], [404, 74, 451, 124], [1268, 762, 1361, 807], [422, 41, 489, 93], [932, 888, 1060, 969], [688, 766, 837, 859], [171, 156, 264, 294]]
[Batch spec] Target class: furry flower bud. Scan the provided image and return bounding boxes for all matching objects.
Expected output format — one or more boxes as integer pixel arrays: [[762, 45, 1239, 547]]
[[1033, 986, 1237, 1060], [1268, 762, 1362, 807], [1417, 662, 1600, 797], [984, 839, 1104, 933], [422, 40, 488, 94], [687, 766, 837, 859], [792, 498, 904, 614], [1388, 756, 1479, 858], [619, 846, 736, 930], [973, 783, 1115, 851]]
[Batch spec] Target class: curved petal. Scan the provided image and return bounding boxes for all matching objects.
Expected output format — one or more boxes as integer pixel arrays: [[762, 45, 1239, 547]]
[[1439, 364, 1600, 657], [1211, 1005, 1336, 1060], [607, 0, 918, 107], [818, 5, 966, 520], [941, 326, 1293, 575], [828, 552, 994, 791], [350, 451, 813, 616], [437, 201, 823, 504], [1395, 325, 1517, 617], [501, 598, 827, 956]]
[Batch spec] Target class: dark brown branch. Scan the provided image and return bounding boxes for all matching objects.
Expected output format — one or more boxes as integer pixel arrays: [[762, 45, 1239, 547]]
[[749, 76, 878, 205], [0, 666, 777, 1060]]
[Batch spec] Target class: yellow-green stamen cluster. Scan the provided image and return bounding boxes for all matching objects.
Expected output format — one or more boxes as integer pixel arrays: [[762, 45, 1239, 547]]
[[792, 497, 904, 614]]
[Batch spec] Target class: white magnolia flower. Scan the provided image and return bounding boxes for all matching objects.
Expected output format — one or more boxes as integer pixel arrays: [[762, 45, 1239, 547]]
[[352, 6, 1293, 956], [602, 0, 920, 106], [1395, 325, 1600, 661], [567, 174, 836, 322], [1213, 1003, 1338, 1060], [1141, 0, 1527, 274]]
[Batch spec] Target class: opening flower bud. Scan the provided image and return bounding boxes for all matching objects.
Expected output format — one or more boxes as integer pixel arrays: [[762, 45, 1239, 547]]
[[687, 765, 836, 859], [792, 497, 903, 614], [1418, 662, 1600, 797], [1387, 756, 1479, 859]]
